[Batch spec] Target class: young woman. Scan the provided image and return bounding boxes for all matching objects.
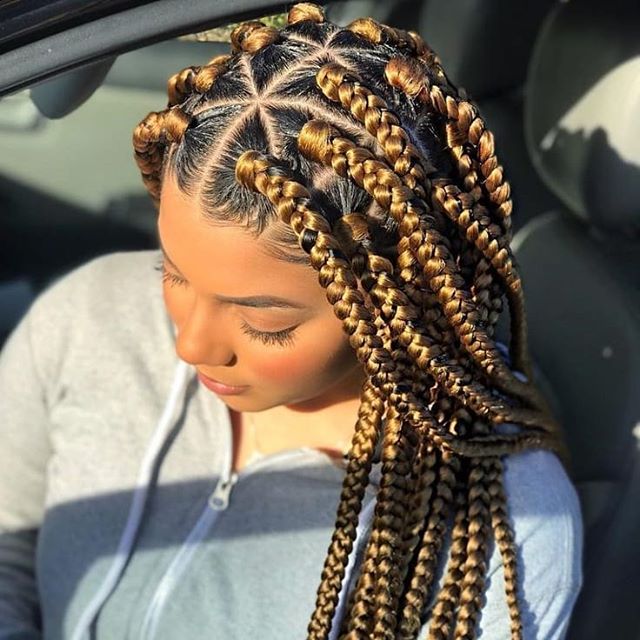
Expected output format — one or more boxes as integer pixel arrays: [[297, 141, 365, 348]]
[[0, 3, 582, 639]]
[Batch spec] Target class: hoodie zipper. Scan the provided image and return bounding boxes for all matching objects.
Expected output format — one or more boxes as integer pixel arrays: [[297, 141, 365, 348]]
[[138, 449, 330, 640], [137, 394, 340, 640], [208, 471, 237, 510], [138, 391, 237, 640]]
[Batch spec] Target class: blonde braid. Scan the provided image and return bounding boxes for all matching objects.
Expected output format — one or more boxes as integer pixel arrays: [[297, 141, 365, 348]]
[[307, 378, 385, 640], [235, 150, 458, 640], [316, 61, 493, 360], [314, 63, 544, 409], [396, 451, 460, 638], [392, 443, 446, 640], [298, 120, 558, 440], [450, 457, 493, 639], [425, 485, 470, 639], [132, 106, 190, 204], [486, 458, 524, 639], [370, 405, 419, 639], [383, 56, 537, 379]]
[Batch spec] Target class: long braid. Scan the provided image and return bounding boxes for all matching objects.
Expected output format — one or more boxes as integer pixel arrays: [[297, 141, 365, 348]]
[[312, 62, 543, 410], [485, 458, 524, 640], [370, 404, 418, 639], [382, 55, 533, 378], [396, 450, 460, 638], [234, 154, 462, 638], [131, 5, 568, 639], [452, 456, 493, 639], [298, 120, 557, 437], [307, 377, 385, 639], [425, 482, 470, 639]]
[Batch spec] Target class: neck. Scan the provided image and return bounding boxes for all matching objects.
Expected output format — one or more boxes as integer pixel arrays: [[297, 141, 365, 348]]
[[228, 367, 367, 468], [230, 391, 363, 464]]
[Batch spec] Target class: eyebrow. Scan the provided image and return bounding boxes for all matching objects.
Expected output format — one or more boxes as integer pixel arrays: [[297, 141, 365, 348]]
[[158, 244, 308, 310]]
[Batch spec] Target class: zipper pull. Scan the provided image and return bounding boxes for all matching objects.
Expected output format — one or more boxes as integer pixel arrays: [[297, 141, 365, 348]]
[[208, 472, 237, 511]]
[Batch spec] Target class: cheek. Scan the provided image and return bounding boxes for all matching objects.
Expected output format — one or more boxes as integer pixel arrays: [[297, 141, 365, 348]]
[[252, 352, 311, 384], [250, 327, 355, 387]]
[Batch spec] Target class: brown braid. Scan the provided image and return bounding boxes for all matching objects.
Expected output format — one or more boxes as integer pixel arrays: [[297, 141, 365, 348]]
[[424, 483, 469, 639], [297, 119, 556, 435], [383, 54, 534, 379], [486, 458, 524, 639], [395, 451, 460, 638], [306, 377, 385, 638], [312, 63, 543, 409], [131, 5, 568, 638], [453, 457, 492, 639]]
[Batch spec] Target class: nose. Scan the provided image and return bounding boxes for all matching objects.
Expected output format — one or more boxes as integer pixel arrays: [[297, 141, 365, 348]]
[[173, 297, 235, 367]]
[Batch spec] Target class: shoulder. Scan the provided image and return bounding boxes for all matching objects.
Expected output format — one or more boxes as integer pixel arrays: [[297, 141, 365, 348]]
[[502, 448, 583, 589], [479, 448, 584, 639]]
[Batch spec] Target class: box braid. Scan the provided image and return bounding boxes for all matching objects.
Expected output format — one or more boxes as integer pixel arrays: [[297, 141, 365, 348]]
[[132, 4, 566, 639], [306, 64, 540, 406]]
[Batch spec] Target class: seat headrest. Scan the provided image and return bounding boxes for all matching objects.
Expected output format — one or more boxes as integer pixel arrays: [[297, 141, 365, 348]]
[[525, 0, 640, 233], [416, 0, 556, 97]]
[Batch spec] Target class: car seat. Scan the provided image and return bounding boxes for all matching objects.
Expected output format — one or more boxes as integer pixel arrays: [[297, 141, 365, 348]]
[[514, 1, 640, 637]]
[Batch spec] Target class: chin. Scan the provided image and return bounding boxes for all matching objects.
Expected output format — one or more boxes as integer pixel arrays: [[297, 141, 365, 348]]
[[220, 394, 279, 413]]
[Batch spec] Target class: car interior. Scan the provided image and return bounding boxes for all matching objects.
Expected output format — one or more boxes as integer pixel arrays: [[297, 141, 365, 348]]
[[0, 0, 638, 637]]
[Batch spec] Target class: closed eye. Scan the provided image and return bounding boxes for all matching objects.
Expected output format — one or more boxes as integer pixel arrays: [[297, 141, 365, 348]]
[[239, 321, 297, 347], [157, 260, 298, 347]]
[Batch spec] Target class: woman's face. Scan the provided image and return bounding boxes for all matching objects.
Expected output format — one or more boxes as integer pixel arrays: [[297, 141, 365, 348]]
[[157, 174, 366, 414]]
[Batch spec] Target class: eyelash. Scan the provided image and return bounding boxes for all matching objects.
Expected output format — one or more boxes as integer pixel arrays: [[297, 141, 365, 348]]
[[155, 260, 297, 347], [239, 321, 297, 347]]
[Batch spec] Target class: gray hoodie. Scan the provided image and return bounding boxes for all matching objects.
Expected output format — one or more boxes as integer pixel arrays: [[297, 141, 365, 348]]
[[0, 250, 583, 639]]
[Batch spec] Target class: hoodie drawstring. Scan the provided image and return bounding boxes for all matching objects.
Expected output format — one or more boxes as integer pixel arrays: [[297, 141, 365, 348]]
[[69, 359, 191, 640]]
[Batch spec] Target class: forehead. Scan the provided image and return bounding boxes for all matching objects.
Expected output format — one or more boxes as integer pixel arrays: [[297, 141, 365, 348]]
[[157, 176, 323, 304]]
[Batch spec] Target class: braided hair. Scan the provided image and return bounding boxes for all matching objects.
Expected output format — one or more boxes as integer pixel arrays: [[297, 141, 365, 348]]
[[132, 4, 564, 638]]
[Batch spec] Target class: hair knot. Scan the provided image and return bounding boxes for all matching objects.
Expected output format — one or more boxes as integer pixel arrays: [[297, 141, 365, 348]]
[[287, 2, 325, 24], [166, 55, 231, 106], [167, 66, 199, 106], [194, 61, 228, 93], [346, 17, 386, 45], [235, 149, 269, 190], [385, 57, 428, 99], [298, 119, 336, 166], [163, 107, 191, 143], [231, 21, 280, 54]]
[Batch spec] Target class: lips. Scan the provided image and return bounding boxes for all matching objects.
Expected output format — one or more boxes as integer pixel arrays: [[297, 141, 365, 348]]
[[196, 371, 248, 395]]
